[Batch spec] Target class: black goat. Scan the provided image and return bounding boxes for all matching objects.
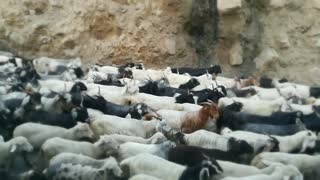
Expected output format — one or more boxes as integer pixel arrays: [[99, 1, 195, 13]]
[[24, 107, 89, 128], [218, 102, 302, 129], [168, 144, 253, 166], [83, 94, 150, 119], [178, 78, 200, 89], [139, 80, 225, 104], [302, 106, 320, 132], [241, 123, 306, 136], [310, 87, 320, 98], [69, 82, 87, 93]]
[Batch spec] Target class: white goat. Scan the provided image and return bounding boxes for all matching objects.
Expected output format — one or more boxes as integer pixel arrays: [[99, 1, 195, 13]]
[[218, 97, 285, 116], [48, 153, 122, 177], [222, 131, 277, 153], [89, 114, 160, 138], [131, 67, 172, 81], [86, 82, 139, 105], [176, 130, 231, 151], [47, 156, 123, 180], [0, 137, 33, 169], [129, 174, 163, 180], [251, 152, 320, 179], [125, 93, 184, 111], [95, 65, 119, 74], [13, 122, 94, 149], [117, 141, 175, 161], [120, 153, 220, 180], [282, 103, 314, 115], [41, 136, 119, 162], [217, 160, 277, 178], [87, 108, 104, 119], [274, 130, 317, 153], [107, 132, 167, 144], [251, 86, 299, 100], [221, 164, 303, 180], [38, 79, 86, 93]]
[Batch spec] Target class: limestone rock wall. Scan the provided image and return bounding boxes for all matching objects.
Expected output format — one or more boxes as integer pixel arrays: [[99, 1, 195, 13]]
[[0, 0, 320, 85]]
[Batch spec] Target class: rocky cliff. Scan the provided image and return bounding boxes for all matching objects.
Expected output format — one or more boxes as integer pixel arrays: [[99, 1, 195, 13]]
[[0, 0, 320, 84]]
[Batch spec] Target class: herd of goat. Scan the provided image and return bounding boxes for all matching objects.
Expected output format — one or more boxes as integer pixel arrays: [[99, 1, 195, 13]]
[[1, 54, 320, 180]]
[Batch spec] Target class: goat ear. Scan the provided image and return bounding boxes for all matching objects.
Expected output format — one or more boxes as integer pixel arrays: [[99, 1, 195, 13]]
[[10, 145, 17, 153]]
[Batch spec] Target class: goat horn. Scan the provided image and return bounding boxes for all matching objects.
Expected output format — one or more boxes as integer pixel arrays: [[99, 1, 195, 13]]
[[64, 83, 67, 92], [146, 74, 153, 81], [123, 78, 128, 85], [276, 87, 283, 97], [97, 86, 101, 96], [200, 102, 211, 106], [207, 99, 214, 104], [214, 80, 219, 87]]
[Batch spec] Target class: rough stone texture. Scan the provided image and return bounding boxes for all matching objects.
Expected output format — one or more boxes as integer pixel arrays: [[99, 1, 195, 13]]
[[0, 0, 320, 85], [218, 0, 242, 14], [229, 41, 243, 66], [254, 48, 279, 71]]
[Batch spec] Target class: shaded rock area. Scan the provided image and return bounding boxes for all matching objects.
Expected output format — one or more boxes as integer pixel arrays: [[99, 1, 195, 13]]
[[0, 0, 320, 85]]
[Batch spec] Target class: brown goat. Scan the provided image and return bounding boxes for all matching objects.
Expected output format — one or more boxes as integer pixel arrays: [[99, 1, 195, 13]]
[[180, 102, 220, 133]]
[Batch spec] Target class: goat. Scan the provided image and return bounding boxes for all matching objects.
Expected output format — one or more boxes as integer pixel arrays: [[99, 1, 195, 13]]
[[302, 106, 320, 132], [13, 122, 94, 149], [258, 76, 288, 88], [40, 136, 119, 166], [239, 122, 306, 136], [177, 78, 200, 89], [129, 174, 163, 180], [47, 156, 123, 180], [0, 136, 33, 170], [222, 130, 279, 153], [23, 107, 89, 128], [218, 97, 285, 116], [157, 101, 219, 133], [117, 141, 176, 161], [107, 132, 167, 144], [120, 153, 222, 180], [83, 93, 150, 119], [168, 145, 253, 165], [224, 130, 316, 153], [218, 102, 302, 128], [125, 93, 187, 111], [172, 130, 252, 153], [216, 160, 278, 178], [89, 114, 160, 138], [221, 163, 302, 180], [251, 152, 320, 180]]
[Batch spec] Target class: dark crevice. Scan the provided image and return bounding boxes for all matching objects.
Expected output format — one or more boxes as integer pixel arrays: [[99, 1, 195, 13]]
[[187, 0, 219, 67]]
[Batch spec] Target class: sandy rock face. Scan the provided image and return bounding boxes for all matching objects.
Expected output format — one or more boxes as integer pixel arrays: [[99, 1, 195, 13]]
[[0, 0, 320, 85], [0, 0, 196, 67]]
